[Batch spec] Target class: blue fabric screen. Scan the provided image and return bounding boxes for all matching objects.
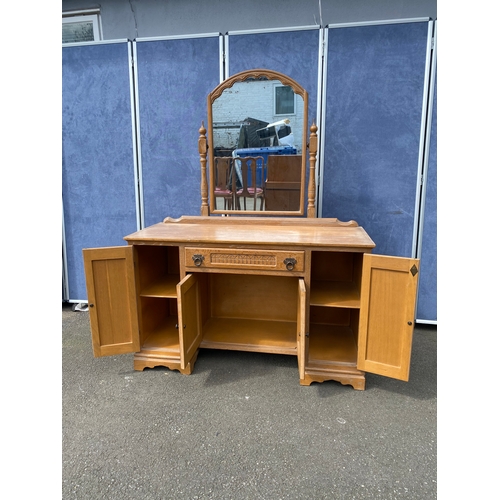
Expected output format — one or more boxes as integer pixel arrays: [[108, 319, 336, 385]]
[[227, 29, 321, 215], [134, 36, 221, 225], [62, 42, 138, 301], [321, 22, 430, 258], [417, 74, 437, 322], [227, 28, 321, 142]]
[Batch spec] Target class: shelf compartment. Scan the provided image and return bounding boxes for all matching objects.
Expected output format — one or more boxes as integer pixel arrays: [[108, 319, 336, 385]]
[[136, 245, 180, 297], [210, 274, 298, 323], [310, 280, 360, 308], [307, 323, 358, 366], [303, 322, 365, 390], [140, 274, 179, 298], [140, 315, 180, 356], [138, 297, 180, 356], [200, 317, 297, 355]]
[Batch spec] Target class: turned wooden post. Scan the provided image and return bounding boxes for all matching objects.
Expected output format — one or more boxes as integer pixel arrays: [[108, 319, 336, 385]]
[[307, 123, 318, 218], [199, 122, 209, 216]]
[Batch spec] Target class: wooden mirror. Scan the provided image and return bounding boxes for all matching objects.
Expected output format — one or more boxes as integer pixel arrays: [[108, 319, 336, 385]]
[[199, 69, 317, 217]]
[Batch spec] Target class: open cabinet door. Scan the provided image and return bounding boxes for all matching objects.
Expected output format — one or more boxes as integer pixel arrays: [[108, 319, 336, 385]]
[[297, 278, 307, 380], [357, 254, 419, 381], [177, 273, 203, 371], [83, 246, 140, 357]]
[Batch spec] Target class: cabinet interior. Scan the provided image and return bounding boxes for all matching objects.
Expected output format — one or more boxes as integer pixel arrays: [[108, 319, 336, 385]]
[[132, 246, 367, 364], [134, 245, 299, 358], [201, 273, 299, 355], [308, 251, 363, 368], [136, 246, 181, 354]]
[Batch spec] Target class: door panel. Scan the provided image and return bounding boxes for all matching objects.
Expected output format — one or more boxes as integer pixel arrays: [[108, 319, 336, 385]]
[[358, 254, 419, 381], [177, 274, 203, 370], [297, 278, 307, 380], [83, 246, 140, 357]]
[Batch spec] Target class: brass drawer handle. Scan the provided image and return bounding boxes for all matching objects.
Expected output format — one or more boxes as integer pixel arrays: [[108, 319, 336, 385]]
[[284, 258, 297, 271], [192, 254, 205, 267]]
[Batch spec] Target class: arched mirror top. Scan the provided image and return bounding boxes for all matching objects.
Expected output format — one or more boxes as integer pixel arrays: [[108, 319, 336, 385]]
[[208, 69, 308, 103], [199, 69, 316, 217]]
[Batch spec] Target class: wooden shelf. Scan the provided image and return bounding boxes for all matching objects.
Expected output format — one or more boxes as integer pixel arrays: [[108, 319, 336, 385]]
[[201, 317, 297, 355], [140, 274, 179, 298], [307, 323, 357, 366], [141, 316, 180, 356], [310, 280, 360, 308]]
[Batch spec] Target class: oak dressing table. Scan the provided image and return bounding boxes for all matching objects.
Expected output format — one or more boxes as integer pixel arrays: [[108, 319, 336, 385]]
[[83, 70, 419, 389]]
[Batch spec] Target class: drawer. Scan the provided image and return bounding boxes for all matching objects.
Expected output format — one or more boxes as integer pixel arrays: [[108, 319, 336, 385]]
[[184, 247, 305, 272]]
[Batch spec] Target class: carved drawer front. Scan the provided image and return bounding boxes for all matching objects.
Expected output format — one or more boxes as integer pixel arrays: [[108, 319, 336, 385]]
[[185, 247, 305, 272]]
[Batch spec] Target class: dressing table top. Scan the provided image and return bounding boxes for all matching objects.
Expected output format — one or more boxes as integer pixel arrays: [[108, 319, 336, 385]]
[[124, 216, 376, 251]]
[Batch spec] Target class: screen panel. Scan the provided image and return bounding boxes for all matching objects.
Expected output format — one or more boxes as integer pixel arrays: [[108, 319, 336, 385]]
[[417, 69, 437, 322], [227, 28, 321, 216], [62, 42, 138, 301], [135, 36, 221, 225], [321, 22, 430, 257], [227, 28, 321, 143]]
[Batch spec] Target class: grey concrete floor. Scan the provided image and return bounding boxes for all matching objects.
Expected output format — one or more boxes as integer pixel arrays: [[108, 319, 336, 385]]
[[62, 303, 437, 499]]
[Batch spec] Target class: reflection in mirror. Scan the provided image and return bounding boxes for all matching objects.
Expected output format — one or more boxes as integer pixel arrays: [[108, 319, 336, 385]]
[[201, 69, 313, 216], [212, 79, 304, 155]]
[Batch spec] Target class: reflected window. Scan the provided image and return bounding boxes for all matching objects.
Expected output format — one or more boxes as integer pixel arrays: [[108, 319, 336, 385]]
[[62, 11, 102, 44], [274, 85, 295, 115]]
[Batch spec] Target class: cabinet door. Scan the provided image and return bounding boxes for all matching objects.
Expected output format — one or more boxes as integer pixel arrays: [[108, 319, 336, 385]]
[[177, 273, 203, 370], [297, 278, 307, 380], [357, 254, 419, 381], [83, 246, 140, 357]]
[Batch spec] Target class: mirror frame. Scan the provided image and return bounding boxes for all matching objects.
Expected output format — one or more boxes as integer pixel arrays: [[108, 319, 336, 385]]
[[200, 69, 315, 217]]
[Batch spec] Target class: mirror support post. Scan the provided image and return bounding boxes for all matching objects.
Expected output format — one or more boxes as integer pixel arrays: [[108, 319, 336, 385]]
[[307, 123, 318, 218], [199, 122, 209, 216]]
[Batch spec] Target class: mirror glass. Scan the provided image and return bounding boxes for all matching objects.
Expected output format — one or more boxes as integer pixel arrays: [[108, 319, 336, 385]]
[[207, 70, 308, 215]]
